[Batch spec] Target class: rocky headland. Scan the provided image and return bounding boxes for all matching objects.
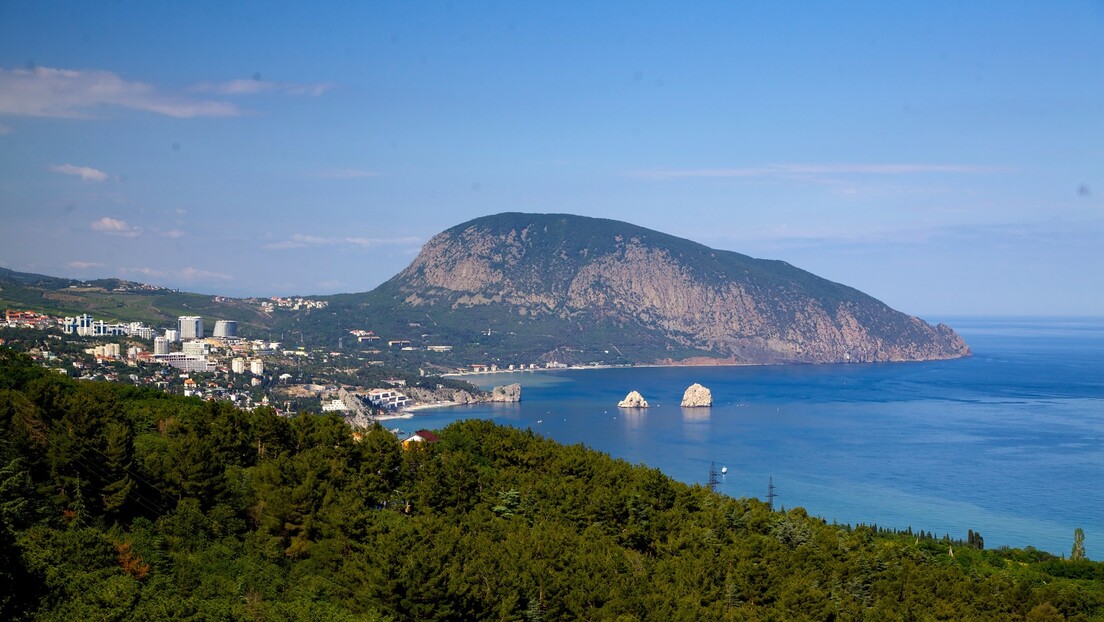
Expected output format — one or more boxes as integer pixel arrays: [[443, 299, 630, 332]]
[[404, 382, 521, 409], [316, 213, 971, 366]]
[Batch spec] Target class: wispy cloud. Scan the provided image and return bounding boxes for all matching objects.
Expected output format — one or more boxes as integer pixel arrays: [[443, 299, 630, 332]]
[[119, 267, 167, 279], [163, 229, 186, 239], [0, 66, 240, 118], [630, 163, 1006, 181], [118, 266, 232, 282], [90, 216, 141, 237], [264, 233, 422, 250], [66, 260, 104, 270], [178, 267, 232, 281], [191, 78, 332, 97], [313, 168, 384, 179], [49, 163, 108, 182]]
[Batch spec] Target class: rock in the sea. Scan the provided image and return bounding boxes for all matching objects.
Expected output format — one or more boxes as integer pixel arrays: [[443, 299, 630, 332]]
[[618, 390, 650, 408], [489, 383, 522, 402], [681, 383, 713, 407]]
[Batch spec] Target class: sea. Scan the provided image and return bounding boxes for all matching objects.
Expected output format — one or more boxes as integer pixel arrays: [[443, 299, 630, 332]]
[[404, 317, 1103, 559]]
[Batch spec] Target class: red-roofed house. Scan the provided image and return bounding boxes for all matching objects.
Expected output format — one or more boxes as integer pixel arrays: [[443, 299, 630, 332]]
[[401, 429, 440, 449]]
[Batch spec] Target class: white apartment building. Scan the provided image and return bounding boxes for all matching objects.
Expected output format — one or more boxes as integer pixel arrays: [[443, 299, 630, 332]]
[[127, 322, 156, 340], [178, 316, 203, 340], [231, 357, 246, 373], [154, 353, 214, 373], [164, 328, 180, 343], [153, 336, 170, 355], [62, 314, 94, 336], [250, 359, 264, 375], [213, 320, 238, 338]]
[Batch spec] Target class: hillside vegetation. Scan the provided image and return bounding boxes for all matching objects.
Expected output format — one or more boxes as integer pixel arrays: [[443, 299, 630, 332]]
[[1, 348, 1100, 621], [0, 268, 271, 332]]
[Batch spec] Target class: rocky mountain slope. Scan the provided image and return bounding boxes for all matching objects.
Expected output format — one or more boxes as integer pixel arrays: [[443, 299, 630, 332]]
[[337, 213, 969, 365]]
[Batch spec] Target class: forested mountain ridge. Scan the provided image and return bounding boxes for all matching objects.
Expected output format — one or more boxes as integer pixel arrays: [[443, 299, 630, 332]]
[[312, 213, 969, 365], [1, 348, 1100, 621]]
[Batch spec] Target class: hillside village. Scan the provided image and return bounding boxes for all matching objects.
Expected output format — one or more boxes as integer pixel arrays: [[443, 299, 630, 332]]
[[1, 305, 542, 430]]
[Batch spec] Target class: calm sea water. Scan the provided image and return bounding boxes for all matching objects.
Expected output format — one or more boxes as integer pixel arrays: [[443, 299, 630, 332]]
[[406, 318, 1103, 558]]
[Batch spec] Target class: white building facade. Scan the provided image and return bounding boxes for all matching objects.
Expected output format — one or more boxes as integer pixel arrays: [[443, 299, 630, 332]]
[[213, 320, 238, 338], [182, 340, 210, 357], [178, 316, 203, 340]]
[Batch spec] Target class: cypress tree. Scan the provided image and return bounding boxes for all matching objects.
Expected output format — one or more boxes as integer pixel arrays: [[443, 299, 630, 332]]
[[1072, 528, 1086, 561]]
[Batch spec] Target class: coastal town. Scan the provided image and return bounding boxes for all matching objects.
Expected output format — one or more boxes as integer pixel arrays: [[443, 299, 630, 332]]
[[0, 304, 564, 428]]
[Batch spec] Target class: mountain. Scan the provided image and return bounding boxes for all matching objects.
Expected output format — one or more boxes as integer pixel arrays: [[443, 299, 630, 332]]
[[311, 213, 969, 365]]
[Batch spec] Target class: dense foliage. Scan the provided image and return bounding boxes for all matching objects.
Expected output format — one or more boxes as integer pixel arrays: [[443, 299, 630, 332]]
[[1, 347, 1101, 621]]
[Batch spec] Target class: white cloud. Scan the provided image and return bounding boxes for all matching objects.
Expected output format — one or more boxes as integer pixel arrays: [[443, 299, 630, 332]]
[[90, 216, 141, 237], [119, 267, 167, 279], [0, 66, 240, 118], [49, 163, 108, 182], [263, 233, 422, 250], [630, 163, 1005, 181], [118, 266, 232, 282], [66, 261, 104, 270], [191, 78, 332, 97], [178, 267, 232, 281], [163, 229, 186, 239]]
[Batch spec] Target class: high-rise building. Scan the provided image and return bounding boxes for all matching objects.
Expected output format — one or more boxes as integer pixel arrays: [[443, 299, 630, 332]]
[[231, 357, 246, 374], [213, 320, 238, 338], [178, 316, 203, 340], [164, 328, 180, 342], [250, 359, 264, 375], [153, 336, 169, 355], [62, 314, 95, 336]]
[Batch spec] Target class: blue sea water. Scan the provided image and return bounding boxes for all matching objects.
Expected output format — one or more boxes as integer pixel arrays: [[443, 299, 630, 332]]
[[406, 318, 1104, 558]]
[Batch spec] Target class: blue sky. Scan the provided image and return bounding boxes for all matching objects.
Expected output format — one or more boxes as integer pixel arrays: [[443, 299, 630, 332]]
[[1, 2, 1101, 316]]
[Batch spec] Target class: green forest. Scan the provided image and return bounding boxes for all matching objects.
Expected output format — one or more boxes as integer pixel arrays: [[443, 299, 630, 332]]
[[0, 347, 1101, 621]]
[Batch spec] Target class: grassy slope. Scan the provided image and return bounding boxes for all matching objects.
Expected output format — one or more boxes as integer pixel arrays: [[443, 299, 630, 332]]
[[0, 268, 272, 332]]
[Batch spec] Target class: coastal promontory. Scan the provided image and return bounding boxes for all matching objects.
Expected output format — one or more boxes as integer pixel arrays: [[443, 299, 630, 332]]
[[304, 212, 971, 366]]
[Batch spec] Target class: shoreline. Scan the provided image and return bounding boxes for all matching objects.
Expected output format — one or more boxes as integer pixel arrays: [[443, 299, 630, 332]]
[[441, 360, 759, 380], [393, 400, 467, 417]]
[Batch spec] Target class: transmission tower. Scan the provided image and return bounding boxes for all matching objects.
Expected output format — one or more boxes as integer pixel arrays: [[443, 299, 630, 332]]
[[707, 462, 719, 492], [766, 476, 778, 510]]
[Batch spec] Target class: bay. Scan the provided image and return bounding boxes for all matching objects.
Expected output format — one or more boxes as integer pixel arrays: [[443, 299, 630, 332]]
[[404, 317, 1104, 558]]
